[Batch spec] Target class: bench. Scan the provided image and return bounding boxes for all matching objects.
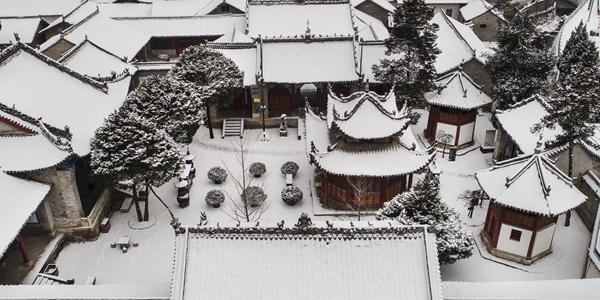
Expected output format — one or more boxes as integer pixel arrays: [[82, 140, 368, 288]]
[[286, 174, 293, 186], [120, 197, 133, 213]]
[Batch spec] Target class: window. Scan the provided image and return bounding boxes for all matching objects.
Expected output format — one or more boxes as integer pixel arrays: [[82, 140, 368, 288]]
[[445, 8, 453, 16], [509, 229, 522, 241], [221, 5, 230, 12], [480, 24, 487, 29]]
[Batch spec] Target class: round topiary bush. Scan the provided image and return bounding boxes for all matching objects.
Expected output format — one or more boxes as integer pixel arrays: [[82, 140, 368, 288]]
[[207, 166, 227, 184], [205, 189, 225, 208], [242, 186, 267, 207], [280, 161, 299, 176], [281, 186, 303, 206], [249, 162, 266, 177]]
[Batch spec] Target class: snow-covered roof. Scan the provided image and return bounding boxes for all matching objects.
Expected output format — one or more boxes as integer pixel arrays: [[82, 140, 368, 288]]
[[495, 95, 562, 155], [247, 3, 356, 38], [150, 0, 209, 17], [476, 153, 586, 216], [209, 45, 257, 86], [262, 40, 359, 83], [553, 0, 600, 54], [38, 0, 99, 35], [443, 279, 600, 299], [210, 24, 254, 43], [352, 0, 396, 12], [172, 225, 443, 300], [431, 12, 490, 74], [306, 107, 435, 177], [358, 42, 401, 83], [0, 171, 51, 258], [588, 173, 600, 274], [195, 0, 247, 15], [62, 10, 151, 61], [0, 43, 130, 155], [0, 133, 72, 173], [423, 0, 470, 4], [460, 0, 493, 22], [424, 70, 492, 110], [97, 3, 153, 18], [0, 282, 170, 300], [58, 39, 134, 78], [115, 15, 246, 38], [0, 18, 42, 45], [0, 0, 80, 17], [353, 9, 390, 41], [327, 89, 411, 139]]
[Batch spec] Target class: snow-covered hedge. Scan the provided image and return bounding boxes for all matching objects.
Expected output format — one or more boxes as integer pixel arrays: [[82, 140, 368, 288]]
[[205, 189, 225, 208], [207, 166, 227, 183], [242, 186, 266, 207], [249, 162, 266, 177], [280, 161, 299, 176], [281, 186, 303, 206]]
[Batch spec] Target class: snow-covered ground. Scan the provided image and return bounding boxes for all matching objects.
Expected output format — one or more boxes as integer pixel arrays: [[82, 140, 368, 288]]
[[38, 111, 591, 286]]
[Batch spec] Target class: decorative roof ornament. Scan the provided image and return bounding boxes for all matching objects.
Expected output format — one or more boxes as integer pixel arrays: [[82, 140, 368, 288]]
[[304, 18, 312, 43], [295, 212, 313, 228], [13, 32, 20, 42], [364, 78, 369, 92]]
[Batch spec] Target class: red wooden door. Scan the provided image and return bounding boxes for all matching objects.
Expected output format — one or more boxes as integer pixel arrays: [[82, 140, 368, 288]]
[[268, 85, 291, 110]]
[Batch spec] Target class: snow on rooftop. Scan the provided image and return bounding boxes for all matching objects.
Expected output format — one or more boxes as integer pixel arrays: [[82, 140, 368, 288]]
[[150, 0, 211, 17], [247, 3, 355, 38], [209, 46, 257, 86], [589, 185, 600, 274], [443, 278, 600, 299], [59, 40, 134, 78], [327, 90, 410, 139], [116, 15, 246, 38], [175, 226, 443, 300], [495, 95, 562, 155], [423, 0, 470, 4], [431, 12, 478, 74], [554, 0, 600, 54], [195, 0, 247, 15], [0, 47, 130, 155], [0, 282, 171, 300], [0, 134, 71, 173], [0, 0, 80, 17], [0, 18, 42, 45], [63, 11, 151, 62], [424, 71, 492, 110], [98, 3, 153, 18], [476, 154, 586, 216], [211, 24, 254, 43], [262, 40, 359, 83], [352, 0, 396, 12], [460, 0, 493, 22], [0, 171, 51, 258], [358, 43, 401, 83], [353, 9, 390, 41], [64, 0, 100, 25], [442, 12, 492, 62]]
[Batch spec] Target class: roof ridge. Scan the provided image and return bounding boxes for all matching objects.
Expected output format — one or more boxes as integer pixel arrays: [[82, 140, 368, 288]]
[[62, 5, 100, 36], [0, 98, 70, 139], [113, 14, 245, 21], [439, 11, 476, 56]]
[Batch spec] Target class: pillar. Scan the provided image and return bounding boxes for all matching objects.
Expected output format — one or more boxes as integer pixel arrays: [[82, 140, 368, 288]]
[[17, 234, 30, 264], [323, 174, 329, 208]]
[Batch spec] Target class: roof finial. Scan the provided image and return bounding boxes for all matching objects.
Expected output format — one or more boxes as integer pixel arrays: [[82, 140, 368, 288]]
[[304, 19, 312, 43], [364, 78, 369, 92], [534, 134, 543, 154], [13, 32, 20, 42]]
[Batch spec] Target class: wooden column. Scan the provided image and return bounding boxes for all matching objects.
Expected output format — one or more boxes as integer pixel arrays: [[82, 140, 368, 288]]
[[381, 177, 389, 202], [407, 174, 413, 190], [323, 174, 329, 208], [526, 216, 540, 258], [17, 234, 30, 264]]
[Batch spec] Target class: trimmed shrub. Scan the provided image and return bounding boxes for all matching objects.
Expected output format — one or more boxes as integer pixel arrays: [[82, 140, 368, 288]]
[[205, 189, 225, 208], [280, 161, 299, 176], [242, 186, 266, 207], [281, 186, 303, 206], [249, 162, 266, 177], [207, 166, 227, 183]]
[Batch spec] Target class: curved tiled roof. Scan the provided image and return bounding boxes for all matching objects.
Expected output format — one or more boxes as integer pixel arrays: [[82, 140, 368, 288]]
[[424, 70, 492, 110]]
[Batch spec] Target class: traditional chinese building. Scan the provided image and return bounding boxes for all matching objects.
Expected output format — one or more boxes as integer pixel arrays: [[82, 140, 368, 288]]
[[305, 88, 436, 209], [424, 70, 492, 147], [476, 147, 586, 264]]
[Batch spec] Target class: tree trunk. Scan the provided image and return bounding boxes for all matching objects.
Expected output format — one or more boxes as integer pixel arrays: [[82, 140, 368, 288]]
[[207, 106, 214, 139], [565, 140, 574, 226], [144, 183, 149, 222], [133, 185, 143, 222], [149, 186, 176, 221]]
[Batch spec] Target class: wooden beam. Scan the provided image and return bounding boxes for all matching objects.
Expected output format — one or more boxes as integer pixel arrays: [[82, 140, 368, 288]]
[[17, 234, 30, 264]]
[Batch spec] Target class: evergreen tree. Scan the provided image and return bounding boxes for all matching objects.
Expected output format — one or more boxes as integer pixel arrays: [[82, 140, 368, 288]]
[[168, 45, 244, 139], [376, 173, 474, 264], [120, 75, 202, 144], [486, 9, 554, 109], [90, 110, 183, 221], [372, 0, 440, 109], [558, 22, 598, 80]]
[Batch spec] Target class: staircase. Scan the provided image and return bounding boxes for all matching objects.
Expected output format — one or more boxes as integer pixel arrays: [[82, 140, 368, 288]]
[[221, 118, 244, 138]]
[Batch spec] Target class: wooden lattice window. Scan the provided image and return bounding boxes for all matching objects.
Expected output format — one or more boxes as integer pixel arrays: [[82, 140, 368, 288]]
[[509, 229, 522, 242]]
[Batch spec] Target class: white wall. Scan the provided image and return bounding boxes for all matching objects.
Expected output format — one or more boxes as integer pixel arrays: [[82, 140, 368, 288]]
[[497, 224, 532, 257], [585, 259, 600, 278], [435, 123, 457, 145], [458, 122, 475, 146], [531, 223, 556, 257]]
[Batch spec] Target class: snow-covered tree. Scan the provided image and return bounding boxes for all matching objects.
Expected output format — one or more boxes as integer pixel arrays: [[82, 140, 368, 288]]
[[376, 173, 474, 264], [486, 8, 554, 109], [373, 0, 440, 110], [120, 75, 202, 144], [558, 22, 597, 80], [90, 110, 183, 221], [168, 45, 244, 139]]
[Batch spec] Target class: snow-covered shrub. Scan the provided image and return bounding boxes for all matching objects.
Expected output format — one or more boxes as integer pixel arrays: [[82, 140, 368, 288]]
[[207, 166, 227, 183], [281, 186, 303, 206], [205, 189, 225, 208], [280, 161, 299, 176], [249, 162, 266, 177], [242, 186, 266, 207]]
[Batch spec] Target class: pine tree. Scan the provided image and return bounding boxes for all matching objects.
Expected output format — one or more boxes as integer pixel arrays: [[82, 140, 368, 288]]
[[558, 22, 599, 80], [168, 45, 244, 139], [486, 8, 554, 109], [372, 0, 440, 109], [90, 110, 183, 221], [120, 75, 202, 144], [376, 173, 474, 264]]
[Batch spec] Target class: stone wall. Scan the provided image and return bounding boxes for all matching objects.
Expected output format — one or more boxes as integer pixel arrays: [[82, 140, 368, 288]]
[[576, 174, 600, 231], [471, 11, 503, 42], [356, 1, 391, 27], [42, 39, 75, 61], [462, 59, 493, 96]]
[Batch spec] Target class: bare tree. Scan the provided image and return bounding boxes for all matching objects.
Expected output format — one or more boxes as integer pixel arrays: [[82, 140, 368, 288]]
[[436, 130, 454, 158], [220, 138, 269, 223], [342, 176, 376, 221]]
